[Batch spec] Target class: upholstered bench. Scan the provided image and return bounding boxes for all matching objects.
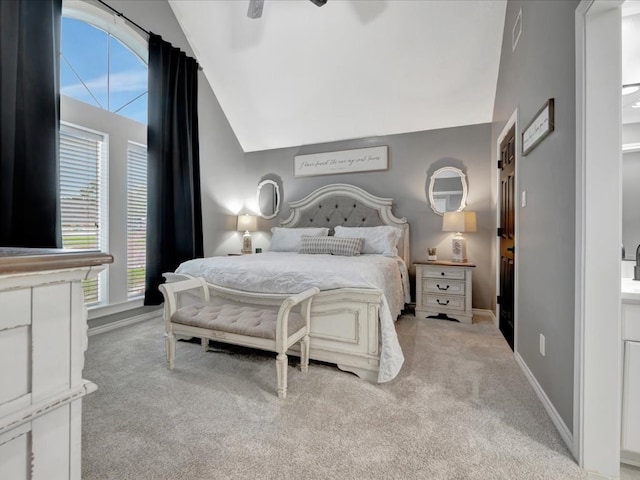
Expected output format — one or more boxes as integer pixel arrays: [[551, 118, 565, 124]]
[[159, 277, 319, 399]]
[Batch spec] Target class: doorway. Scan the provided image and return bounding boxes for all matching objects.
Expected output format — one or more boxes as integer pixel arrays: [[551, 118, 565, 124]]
[[498, 124, 516, 350]]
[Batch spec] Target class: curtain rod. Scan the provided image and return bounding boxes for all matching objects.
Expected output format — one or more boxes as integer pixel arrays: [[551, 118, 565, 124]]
[[96, 0, 150, 36], [95, 0, 202, 70]]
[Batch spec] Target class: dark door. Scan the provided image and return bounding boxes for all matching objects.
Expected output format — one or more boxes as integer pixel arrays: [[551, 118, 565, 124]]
[[498, 125, 516, 350]]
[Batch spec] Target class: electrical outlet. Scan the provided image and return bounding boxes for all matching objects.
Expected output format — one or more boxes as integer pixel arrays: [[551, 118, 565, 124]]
[[521, 190, 527, 207], [540, 334, 546, 356]]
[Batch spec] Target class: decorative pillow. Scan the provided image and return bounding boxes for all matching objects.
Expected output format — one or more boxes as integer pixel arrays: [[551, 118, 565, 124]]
[[269, 227, 329, 252], [298, 236, 363, 256], [333, 225, 402, 256]]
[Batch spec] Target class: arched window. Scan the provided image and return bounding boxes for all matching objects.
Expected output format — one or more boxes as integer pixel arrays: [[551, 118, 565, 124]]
[[60, 7, 148, 123], [60, 1, 148, 308]]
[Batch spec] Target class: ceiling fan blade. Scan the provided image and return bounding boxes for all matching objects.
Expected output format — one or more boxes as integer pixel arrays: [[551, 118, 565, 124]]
[[247, 0, 264, 19]]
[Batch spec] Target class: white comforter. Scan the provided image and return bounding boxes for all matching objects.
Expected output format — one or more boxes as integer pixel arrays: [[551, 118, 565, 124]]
[[174, 252, 409, 382]]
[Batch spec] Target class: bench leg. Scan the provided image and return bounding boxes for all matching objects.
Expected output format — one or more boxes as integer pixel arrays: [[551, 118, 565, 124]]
[[276, 353, 288, 399], [165, 333, 176, 370], [300, 334, 310, 373], [201, 337, 209, 352]]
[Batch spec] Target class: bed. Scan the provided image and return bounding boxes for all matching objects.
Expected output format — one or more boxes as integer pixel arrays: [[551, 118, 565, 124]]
[[165, 183, 410, 383]]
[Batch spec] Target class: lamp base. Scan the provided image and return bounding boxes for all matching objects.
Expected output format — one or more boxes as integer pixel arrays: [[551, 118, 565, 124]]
[[451, 233, 467, 263], [241, 231, 253, 254]]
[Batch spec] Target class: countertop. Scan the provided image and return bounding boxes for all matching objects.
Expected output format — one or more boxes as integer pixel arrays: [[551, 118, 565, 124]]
[[0, 248, 113, 274], [622, 277, 640, 302]]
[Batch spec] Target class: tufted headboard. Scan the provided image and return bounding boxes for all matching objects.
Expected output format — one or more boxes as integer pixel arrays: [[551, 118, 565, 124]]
[[279, 184, 410, 265]]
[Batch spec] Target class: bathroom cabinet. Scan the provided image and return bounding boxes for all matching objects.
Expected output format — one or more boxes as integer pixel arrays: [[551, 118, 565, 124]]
[[622, 298, 640, 466]]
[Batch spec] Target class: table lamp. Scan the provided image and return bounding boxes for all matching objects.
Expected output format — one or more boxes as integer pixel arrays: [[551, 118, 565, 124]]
[[442, 211, 477, 262], [237, 214, 258, 254]]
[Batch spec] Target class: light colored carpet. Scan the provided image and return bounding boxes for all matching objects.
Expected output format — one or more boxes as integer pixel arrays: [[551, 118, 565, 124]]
[[82, 314, 589, 480]]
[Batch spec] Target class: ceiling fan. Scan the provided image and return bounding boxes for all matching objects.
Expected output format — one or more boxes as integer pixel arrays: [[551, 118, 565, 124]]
[[248, 0, 327, 19]]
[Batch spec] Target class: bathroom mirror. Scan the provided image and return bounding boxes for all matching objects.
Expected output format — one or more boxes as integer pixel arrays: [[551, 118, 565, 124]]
[[623, 148, 640, 260], [257, 179, 280, 219], [428, 166, 468, 215]]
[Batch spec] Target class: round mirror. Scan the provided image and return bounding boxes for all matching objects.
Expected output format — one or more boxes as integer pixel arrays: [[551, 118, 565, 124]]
[[428, 166, 467, 215], [257, 179, 280, 219]]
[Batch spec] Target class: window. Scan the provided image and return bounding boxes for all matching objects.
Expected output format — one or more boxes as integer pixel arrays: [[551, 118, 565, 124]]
[[59, 123, 109, 305], [60, 3, 148, 312], [60, 16, 148, 124], [127, 142, 147, 298]]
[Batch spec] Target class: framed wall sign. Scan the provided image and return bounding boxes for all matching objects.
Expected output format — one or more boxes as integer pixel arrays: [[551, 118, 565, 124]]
[[522, 98, 554, 156], [294, 145, 388, 177]]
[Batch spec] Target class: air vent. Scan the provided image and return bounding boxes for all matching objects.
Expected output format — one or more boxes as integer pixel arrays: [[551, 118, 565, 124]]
[[512, 8, 522, 52]]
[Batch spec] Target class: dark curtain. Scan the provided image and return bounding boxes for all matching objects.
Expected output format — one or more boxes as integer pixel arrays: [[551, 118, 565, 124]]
[[0, 0, 62, 248], [144, 33, 203, 305]]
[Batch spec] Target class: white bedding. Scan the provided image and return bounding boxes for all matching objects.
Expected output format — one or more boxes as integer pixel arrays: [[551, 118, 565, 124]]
[[174, 252, 409, 382]]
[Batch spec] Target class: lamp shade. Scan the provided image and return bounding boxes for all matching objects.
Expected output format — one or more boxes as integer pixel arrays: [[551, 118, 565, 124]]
[[442, 211, 477, 233], [237, 214, 257, 232]]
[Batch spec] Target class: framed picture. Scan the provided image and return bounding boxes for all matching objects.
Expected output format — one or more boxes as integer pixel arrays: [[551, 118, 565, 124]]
[[522, 98, 554, 156], [294, 145, 388, 177]]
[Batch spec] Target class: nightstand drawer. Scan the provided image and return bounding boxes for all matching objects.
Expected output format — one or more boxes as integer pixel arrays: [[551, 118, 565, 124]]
[[423, 278, 465, 295], [422, 267, 466, 280], [423, 294, 465, 312]]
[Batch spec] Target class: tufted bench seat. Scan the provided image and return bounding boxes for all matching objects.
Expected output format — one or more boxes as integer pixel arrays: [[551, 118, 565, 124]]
[[159, 277, 319, 399]]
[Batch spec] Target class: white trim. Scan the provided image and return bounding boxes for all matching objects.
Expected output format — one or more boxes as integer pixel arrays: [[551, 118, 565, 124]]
[[575, 0, 623, 476], [495, 109, 519, 335], [88, 309, 161, 336], [515, 352, 574, 452], [87, 297, 145, 320]]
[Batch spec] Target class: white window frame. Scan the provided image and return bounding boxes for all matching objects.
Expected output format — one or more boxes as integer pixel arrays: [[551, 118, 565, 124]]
[[126, 141, 147, 299], [59, 121, 110, 305]]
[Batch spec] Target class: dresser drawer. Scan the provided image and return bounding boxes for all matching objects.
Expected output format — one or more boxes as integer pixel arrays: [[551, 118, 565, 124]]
[[423, 278, 465, 295], [422, 267, 465, 280], [423, 294, 465, 312]]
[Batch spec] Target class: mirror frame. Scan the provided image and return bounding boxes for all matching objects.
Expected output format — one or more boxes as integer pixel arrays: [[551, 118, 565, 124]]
[[428, 166, 468, 216], [256, 179, 281, 220]]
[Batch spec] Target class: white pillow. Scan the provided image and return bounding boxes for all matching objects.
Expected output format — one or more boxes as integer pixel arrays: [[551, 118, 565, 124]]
[[270, 227, 329, 252], [334, 225, 402, 256]]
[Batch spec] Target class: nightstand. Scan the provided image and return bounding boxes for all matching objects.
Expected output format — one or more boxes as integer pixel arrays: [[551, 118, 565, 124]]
[[414, 260, 475, 324]]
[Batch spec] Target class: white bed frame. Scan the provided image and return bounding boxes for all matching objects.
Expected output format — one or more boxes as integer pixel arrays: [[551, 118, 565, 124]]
[[167, 183, 409, 382]]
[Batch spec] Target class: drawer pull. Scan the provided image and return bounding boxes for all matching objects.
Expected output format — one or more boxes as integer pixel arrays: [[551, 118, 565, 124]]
[[441, 272, 445, 276], [437, 284, 450, 291], [437, 299, 450, 306]]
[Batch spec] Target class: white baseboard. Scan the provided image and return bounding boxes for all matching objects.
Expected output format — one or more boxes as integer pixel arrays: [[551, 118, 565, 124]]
[[514, 352, 575, 456], [88, 310, 161, 336], [472, 308, 495, 323]]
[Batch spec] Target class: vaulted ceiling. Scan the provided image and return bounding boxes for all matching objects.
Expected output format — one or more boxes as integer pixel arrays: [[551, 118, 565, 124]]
[[168, 0, 507, 152]]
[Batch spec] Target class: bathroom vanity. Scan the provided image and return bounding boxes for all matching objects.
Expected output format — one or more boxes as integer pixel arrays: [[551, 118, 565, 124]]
[[621, 271, 640, 466]]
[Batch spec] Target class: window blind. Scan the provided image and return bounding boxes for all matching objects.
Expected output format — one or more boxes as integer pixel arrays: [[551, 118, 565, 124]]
[[59, 123, 107, 305], [127, 141, 147, 298]]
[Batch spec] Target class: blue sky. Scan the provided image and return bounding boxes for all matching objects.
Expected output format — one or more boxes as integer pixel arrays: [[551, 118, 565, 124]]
[[60, 17, 148, 124]]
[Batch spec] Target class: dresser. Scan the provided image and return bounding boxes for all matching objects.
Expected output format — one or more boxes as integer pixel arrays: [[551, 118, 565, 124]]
[[0, 248, 113, 480], [414, 260, 475, 324]]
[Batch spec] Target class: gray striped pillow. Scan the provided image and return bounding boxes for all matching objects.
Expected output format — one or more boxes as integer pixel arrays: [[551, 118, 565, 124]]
[[298, 236, 363, 256]]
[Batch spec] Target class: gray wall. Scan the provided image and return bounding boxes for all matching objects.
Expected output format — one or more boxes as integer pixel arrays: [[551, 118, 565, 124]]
[[103, 0, 247, 260], [244, 124, 494, 310], [491, 0, 579, 430]]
